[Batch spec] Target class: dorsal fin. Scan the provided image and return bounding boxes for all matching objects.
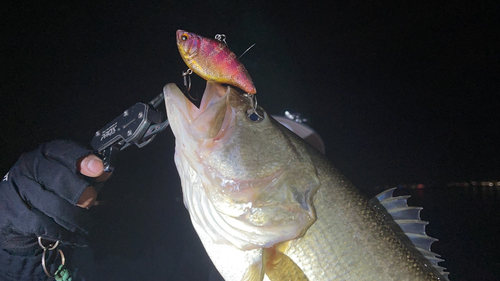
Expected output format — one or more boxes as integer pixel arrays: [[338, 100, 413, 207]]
[[370, 188, 450, 280]]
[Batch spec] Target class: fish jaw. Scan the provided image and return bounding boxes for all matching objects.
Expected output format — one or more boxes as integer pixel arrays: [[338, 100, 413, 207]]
[[164, 82, 319, 251], [176, 29, 257, 94]]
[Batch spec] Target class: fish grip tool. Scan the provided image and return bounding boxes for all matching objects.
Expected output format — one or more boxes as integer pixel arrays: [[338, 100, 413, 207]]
[[91, 92, 169, 172]]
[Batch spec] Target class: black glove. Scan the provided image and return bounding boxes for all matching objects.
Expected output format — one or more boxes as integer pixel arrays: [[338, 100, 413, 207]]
[[0, 140, 102, 280]]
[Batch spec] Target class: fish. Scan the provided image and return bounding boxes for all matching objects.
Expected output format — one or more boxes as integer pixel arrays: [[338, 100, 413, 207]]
[[164, 81, 449, 281], [176, 29, 257, 94]]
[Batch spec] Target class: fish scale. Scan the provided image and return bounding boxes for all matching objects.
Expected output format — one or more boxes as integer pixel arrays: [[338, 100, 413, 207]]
[[285, 165, 442, 280]]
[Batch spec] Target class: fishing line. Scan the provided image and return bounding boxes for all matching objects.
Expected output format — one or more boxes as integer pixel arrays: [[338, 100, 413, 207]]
[[214, 33, 255, 59], [239, 43, 256, 59]]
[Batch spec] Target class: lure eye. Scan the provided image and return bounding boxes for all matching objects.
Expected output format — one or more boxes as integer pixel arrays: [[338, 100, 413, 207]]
[[181, 34, 188, 41]]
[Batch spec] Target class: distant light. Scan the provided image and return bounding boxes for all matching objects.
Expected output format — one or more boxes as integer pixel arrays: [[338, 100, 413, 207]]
[[376, 179, 500, 189]]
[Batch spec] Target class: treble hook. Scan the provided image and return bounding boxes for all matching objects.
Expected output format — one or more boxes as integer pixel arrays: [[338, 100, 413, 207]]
[[214, 34, 228, 46], [244, 93, 264, 121], [182, 69, 197, 100]]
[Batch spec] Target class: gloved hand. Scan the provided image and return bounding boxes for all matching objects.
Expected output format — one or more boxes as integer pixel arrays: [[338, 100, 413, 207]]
[[0, 140, 106, 280]]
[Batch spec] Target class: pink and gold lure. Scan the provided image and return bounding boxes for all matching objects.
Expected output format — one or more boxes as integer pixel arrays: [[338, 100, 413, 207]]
[[176, 29, 256, 94]]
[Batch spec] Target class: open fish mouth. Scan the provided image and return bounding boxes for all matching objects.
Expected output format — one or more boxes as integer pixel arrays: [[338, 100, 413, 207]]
[[163, 82, 230, 140]]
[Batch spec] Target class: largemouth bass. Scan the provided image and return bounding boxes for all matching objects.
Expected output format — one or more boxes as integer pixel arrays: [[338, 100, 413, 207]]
[[164, 81, 449, 280], [176, 30, 256, 94]]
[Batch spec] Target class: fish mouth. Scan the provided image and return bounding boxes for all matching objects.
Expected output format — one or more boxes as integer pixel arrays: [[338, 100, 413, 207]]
[[164, 81, 236, 142]]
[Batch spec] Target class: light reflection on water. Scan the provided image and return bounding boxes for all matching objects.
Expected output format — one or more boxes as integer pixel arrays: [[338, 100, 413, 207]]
[[471, 185, 500, 205]]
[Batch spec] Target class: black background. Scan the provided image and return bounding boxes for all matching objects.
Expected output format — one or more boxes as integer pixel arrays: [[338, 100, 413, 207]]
[[1, 1, 498, 280]]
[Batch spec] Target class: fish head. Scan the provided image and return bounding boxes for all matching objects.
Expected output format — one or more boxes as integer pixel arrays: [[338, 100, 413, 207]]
[[165, 82, 320, 250], [176, 29, 202, 61]]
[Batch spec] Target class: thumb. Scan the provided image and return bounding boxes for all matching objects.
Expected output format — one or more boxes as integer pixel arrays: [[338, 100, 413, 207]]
[[78, 154, 104, 177]]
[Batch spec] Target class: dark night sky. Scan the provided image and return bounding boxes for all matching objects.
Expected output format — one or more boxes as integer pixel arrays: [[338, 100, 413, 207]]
[[1, 1, 499, 280], [1, 2, 499, 186], [1, 1, 498, 188]]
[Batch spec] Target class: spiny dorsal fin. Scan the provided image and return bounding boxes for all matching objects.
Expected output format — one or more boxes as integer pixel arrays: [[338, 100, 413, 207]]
[[370, 188, 450, 281]]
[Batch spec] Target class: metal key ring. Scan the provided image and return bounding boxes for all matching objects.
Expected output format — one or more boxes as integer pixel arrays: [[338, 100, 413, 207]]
[[38, 237, 65, 278], [38, 236, 59, 250]]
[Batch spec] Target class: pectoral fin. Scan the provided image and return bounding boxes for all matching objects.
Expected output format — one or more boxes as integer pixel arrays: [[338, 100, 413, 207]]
[[241, 242, 308, 281], [264, 242, 308, 281], [241, 254, 265, 281]]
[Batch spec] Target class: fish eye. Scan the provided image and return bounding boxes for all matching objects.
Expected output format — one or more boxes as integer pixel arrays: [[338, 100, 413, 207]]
[[181, 34, 188, 41], [247, 109, 264, 122]]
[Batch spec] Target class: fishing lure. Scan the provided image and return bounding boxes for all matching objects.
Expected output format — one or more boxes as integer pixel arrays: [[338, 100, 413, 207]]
[[176, 29, 256, 94]]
